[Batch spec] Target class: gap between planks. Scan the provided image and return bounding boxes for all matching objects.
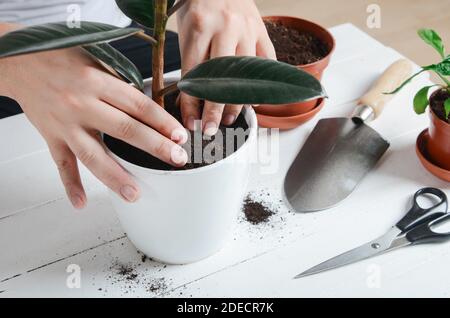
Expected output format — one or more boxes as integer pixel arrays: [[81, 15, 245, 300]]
[[0, 235, 126, 284]]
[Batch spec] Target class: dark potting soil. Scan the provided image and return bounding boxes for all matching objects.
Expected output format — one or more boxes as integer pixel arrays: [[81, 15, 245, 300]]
[[243, 195, 275, 225], [430, 88, 450, 124], [104, 92, 249, 171], [265, 20, 329, 65]]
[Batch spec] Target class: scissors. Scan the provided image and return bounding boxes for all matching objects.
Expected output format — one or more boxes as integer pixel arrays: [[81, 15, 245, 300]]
[[295, 187, 450, 279]]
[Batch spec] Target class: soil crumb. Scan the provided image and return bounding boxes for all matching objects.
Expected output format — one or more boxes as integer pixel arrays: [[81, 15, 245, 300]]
[[147, 278, 168, 293], [117, 264, 138, 281], [265, 20, 329, 65], [141, 255, 147, 263], [243, 195, 275, 225]]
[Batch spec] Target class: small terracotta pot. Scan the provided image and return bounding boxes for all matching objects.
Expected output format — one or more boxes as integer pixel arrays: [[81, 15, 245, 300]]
[[427, 109, 450, 171], [416, 129, 450, 182], [256, 98, 325, 130], [255, 16, 335, 119]]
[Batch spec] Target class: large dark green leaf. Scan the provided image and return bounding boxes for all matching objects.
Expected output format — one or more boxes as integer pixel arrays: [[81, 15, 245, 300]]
[[83, 43, 144, 91], [0, 22, 141, 59], [116, 0, 176, 28], [177, 56, 325, 105]]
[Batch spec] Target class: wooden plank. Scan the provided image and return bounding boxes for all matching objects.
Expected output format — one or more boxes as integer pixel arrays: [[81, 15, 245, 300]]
[[161, 130, 450, 298], [0, 77, 444, 295], [0, 185, 125, 282], [1, 129, 448, 297], [0, 150, 101, 219], [0, 114, 47, 163]]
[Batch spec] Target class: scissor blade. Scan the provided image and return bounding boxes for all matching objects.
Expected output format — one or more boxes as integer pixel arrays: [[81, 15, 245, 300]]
[[295, 227, 402, 279]]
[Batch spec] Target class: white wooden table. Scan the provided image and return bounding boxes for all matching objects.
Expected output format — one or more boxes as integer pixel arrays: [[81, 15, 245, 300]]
[[1, 24, 449, 298]]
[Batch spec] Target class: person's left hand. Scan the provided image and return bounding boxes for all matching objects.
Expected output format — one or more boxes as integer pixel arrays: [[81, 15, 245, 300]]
[[177, 0, 276, 135]]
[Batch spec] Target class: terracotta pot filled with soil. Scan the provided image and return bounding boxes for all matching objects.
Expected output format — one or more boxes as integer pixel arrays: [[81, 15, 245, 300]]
[[254, 16, 335, 127], [423, 89, 450, 170], [104, 77, 258, 264]]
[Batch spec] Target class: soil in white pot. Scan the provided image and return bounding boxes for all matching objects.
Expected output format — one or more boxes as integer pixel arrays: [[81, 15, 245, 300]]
[[430, 88, 450, 124], [104, 92, 249, 170], [264, 20, 329, 65]]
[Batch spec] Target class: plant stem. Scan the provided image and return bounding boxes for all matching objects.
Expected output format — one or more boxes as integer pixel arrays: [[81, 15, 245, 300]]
[[437, 72, 450, 87], [152, 0, 168, 107], [156, 81, 179, 98]]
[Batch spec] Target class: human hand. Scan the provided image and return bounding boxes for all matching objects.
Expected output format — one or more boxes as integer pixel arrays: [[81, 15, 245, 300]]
[[0, 47, 188, 209], [177, 0, 276, 135]]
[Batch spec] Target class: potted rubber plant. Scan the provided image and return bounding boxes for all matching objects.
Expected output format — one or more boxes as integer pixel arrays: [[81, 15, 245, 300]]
[[388, 28, 450, 180], [0, 0, 325, 263], [255, 16, 335, 129]]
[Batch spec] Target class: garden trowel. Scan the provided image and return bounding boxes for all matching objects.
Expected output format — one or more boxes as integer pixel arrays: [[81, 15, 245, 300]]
[[284, 59, 413, 213]]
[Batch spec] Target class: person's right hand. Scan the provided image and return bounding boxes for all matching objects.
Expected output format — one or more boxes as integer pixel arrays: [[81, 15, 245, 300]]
[[0, 47, 188, 209]]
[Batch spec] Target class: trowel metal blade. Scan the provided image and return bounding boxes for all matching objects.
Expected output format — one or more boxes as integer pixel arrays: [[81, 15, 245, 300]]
[[284, 118, 389, 213]]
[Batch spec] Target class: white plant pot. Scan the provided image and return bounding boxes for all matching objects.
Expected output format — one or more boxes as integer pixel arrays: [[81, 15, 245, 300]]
[[106, 79, 258, 264]]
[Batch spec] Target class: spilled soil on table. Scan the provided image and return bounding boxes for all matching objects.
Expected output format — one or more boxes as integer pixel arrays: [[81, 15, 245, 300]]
[[243, 195, 275, 225], [103, 261, 171, 295]]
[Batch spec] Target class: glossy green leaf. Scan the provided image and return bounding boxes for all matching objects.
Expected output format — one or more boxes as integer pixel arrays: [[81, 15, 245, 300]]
[[0, 22, 141, 59], [418, 29, 445, 59], [435, 57, 450, 76], [178, 56, 325, 105], [116, 0, 176, 28], [413, 85, 435, 114], [83, 43, 144, 91], [445, 98, 450, 119]]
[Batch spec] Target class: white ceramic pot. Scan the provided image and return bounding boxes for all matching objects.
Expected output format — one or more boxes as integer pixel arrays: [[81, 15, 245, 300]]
[[106, 81, 257, 264]]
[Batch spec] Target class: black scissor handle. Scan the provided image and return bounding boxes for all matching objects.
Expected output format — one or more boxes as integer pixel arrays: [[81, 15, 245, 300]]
[[406, 212, 450, 245], [396, 187, 448, 233]]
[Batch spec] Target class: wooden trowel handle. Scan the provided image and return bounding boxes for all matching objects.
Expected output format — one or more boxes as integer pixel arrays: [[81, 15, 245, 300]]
[[357, 59, 413, 120]]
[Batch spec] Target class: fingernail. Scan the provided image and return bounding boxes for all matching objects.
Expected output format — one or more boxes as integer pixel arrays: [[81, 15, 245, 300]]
[[186, 116, 196, 131], [171, 127, 188, 144], [204, 122, 218, 136], [171, 145, 188, 166], [70, 194, 85, 210], [120, 185, 139, 202], [222, 114, 236, 126]]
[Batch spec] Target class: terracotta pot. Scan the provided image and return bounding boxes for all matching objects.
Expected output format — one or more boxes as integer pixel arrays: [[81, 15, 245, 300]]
[[427, 109, 450, 171], [256, 98, 325, 130], [255, 16, 335, 120], [416, 129, 450, 182]]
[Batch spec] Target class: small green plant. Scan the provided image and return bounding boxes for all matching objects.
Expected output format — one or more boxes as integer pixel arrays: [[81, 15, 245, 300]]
[[388, 29, 450, 119], [0, 0, 325, 111]]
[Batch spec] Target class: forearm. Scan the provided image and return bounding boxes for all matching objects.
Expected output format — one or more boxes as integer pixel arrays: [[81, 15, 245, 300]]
[[0, 23, 20, 98]]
